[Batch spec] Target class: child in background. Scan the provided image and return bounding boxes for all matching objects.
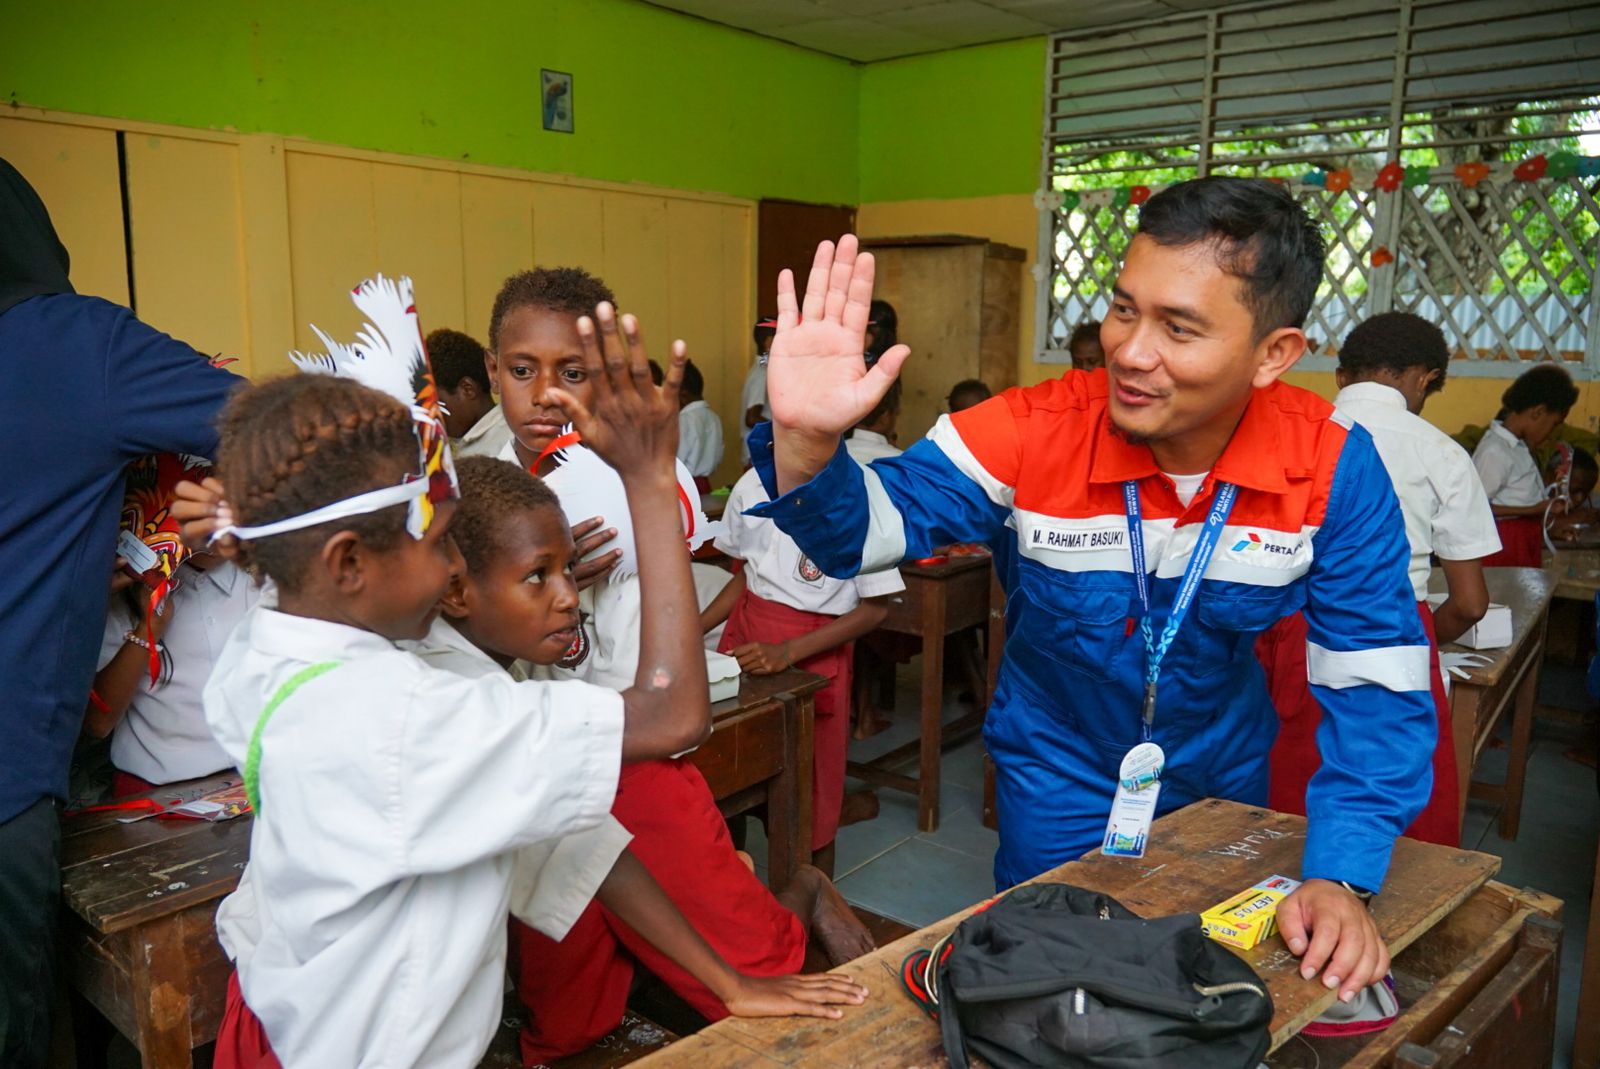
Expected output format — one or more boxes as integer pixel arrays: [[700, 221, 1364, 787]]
[[428, 328, 512, 459], [444, 457, 872, 1064], [202, 293, 862, 1069], [1549, 446, 1600, 542], [740, 317, 777, 464], [845, 371, 902, 464], [865, 299, 898, 360], [87, 553, 258, 796], [1472, 364, 1579, 565], [702, 470, 904, 873], [1068, 320, 1105, 371], [677, 358, 724, 490], [1259, 312, 1500, 847], [946, 378, 991, 414]]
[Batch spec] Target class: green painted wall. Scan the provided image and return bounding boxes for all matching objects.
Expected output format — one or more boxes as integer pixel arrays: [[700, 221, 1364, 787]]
[[858, 38, 1046, 203], [0, 0, 861, 203]]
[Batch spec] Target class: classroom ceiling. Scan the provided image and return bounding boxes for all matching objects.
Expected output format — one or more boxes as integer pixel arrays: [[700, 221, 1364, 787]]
[[645, 0, 1238, 62]]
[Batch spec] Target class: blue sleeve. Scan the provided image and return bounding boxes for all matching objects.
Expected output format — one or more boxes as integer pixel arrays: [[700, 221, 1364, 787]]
[[744, 420, 1011, 579], [97, 300, 242, 459], [1301, 424, 1436, 892]]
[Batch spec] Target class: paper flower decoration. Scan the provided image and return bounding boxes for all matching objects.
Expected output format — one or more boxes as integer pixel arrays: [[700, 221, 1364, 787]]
[[1455, 162, 1490, 188], [1060, 190, 1081, 212], [1325, 169, 1353, 193], [1302, 170, 1327, 188], [1129, 185, 1151, 206], [1548, 152, 1579, 179], [1112, 187, 1131, 209], [1374, 162, 1404, 192], [1371, 246, 1395, 267], [1403, 165, 1431, 188], [1580, 156, 1600, 178], [1513, 154, 1547, 182]]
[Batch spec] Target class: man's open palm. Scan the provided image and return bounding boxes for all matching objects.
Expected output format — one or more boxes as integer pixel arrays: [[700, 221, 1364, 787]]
[[767, 235, 910, 438]]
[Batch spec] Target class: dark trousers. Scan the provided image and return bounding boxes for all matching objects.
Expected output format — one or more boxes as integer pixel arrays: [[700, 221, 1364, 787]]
[[0, 796, 60, 1069]]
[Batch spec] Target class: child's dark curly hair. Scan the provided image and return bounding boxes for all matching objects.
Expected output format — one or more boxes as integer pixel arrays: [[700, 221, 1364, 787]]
[[216, 376, 422, 590], [488, 267, 616, 350], [451, 457, 563, 577]]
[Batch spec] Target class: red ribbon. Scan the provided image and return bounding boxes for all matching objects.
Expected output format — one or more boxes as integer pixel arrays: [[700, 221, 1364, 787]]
[[531, 429, 696, 542], [146, 577, 170, 686]]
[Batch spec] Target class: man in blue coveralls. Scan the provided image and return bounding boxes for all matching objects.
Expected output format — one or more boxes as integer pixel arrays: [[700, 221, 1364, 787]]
[[745, 178, 1436, 1006]]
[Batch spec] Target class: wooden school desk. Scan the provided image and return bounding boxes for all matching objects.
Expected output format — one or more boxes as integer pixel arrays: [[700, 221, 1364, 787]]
[[1428, 566, 1556, 842], [693, 668, 823, 892], [849, 553, 1005, 832], [631, 800, 1563, 1069], [57, 675, 822, 1067], [1544, 546, 1600, 603]]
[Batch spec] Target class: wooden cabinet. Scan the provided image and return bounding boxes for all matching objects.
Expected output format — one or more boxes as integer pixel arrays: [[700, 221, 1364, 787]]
[[859, 236, 1024, 445]]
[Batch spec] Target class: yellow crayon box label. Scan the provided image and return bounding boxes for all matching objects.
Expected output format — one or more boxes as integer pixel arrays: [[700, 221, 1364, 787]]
[[1199, 875, 1301, 950]]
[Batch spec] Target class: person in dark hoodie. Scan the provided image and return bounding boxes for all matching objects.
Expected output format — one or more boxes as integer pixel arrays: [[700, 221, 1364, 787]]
[[0, 157, 239, 1066]]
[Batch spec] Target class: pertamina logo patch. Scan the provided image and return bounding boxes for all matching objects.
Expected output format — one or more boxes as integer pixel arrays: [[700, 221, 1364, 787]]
[[1230, 531, 1299, 557]]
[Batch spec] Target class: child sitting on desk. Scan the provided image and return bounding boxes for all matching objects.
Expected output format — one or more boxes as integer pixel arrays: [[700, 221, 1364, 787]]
[[1549, 447, 1600, 544], [88, 551, 257, 796], [445, 457, 872, 1065], [1472, 364, 1579, 566], [701, 467, 904, 874], [196, 288, 865, 1069]]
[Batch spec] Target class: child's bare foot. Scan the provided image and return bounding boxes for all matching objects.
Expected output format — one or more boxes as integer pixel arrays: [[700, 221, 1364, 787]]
[[838, 789, 879, 828], [780, 865, 875, 966], [736, 850, 756, 872], [852, 706, 891, 740]]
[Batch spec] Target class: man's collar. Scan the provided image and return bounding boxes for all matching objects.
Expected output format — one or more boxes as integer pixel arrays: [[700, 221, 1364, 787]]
[[1335, 380, 1407, 411], [1088, 386, 1290, 494]]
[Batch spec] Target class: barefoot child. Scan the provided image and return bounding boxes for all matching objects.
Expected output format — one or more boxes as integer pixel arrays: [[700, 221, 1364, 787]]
[[1472, 364, 1578, 565], [442, 456, 872, 1063], [200, 281, 863, 1069], [701, 468, 903, 871]]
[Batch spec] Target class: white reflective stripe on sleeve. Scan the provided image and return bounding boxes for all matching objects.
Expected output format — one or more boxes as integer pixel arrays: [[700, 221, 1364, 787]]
[[927, 416, 1015, 511], [1306, 641, 1431, 691], [859, 464, 909, 574]]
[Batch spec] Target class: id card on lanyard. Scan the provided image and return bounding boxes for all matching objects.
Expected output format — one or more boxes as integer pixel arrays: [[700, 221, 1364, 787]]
[[1102, 477, 1238, 858]]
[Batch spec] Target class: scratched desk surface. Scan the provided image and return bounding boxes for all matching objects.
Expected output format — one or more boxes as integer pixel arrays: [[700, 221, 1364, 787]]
[[632, 799, 1500, 1068], [60, 773, 250, 935]]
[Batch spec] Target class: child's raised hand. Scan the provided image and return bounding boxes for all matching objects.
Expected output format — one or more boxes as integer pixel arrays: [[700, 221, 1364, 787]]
[[723, 972, 868, 1021], [545, 302, 684, 481], [767, 235, 910, 438]]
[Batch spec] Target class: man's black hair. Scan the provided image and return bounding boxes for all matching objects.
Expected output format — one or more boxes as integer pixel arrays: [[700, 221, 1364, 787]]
[[426, 328, 490, 392], [859, 351, 902, 428], [1572, 446, 1597, 479], [867, 299, 898, 357], [1068, 321, 1100, 352], [681, 359, 704, 398], [753, 319, 776, 350], [1338, 312, 1450, 386], [1137, 177, 1326, 340], [1499, 364, 1579, 418]]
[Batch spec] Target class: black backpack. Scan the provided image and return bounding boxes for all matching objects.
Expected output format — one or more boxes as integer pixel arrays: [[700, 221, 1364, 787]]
[[901, 883, 1273, 1069]]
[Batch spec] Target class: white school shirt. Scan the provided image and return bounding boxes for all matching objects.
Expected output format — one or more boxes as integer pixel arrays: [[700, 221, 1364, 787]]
[[1472, 419, 1547, 508], [1336, 383, 1502, 600], [845, 428, 902, 465], [205, 608, 627, 1069], [717, 467, 905, 616], [678, 399, 725, 478], [96, 561, 258, 784], [739, 360, 769, 463], [452, 403, 514, 460]]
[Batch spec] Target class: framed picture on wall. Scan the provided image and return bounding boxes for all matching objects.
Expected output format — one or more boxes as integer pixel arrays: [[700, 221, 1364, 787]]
[[541, 70, 574, 133]]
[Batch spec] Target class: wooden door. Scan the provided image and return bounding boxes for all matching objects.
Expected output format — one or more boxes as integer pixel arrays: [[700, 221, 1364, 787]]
[[756, 199, 855, 318]]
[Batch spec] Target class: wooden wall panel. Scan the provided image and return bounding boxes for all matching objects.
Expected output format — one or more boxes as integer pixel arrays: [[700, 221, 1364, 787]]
[[123, 134, 251, 372], [372, 164, 465, 336], [530, 184, 604, 275], [601, 192, 672, 346], [0, 117, 129, 306], [285, 151, 378, 351], [459, 174, 534, 346]]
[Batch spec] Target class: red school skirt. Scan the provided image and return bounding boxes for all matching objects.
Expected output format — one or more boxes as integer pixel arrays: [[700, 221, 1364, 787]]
[[1256, 602, 1459, 847], [1482, 517, 1543, 568], [212, 970, 282, 1069], [717, 588, 855, 852], [512, 758, 806, 1064]]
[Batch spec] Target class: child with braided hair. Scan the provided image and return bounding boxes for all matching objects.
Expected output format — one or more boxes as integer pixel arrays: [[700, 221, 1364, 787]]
[[201, 298, 865, 1069]]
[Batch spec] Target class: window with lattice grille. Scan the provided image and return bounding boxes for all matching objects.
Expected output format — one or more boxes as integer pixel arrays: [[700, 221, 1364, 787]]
[[1037, 0, 1600, 374]]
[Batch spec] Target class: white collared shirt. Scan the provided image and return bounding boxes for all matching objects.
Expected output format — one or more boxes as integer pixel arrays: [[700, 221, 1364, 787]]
[[205, 610, 626, 1069], [739, 360, 769, 462], [97, 560, 259, 784], [678, 399, 725, 478], [452, 403, 514, 460], [1335, 382, 1501, 599], [845, 428, 903, 466], [1472, 418, 1547, 508], [716, 468, 905, 615]]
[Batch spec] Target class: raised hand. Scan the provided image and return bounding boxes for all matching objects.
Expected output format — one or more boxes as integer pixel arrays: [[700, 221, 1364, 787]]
[[768, 235, 910, 436], [545, 302, 684, 483]]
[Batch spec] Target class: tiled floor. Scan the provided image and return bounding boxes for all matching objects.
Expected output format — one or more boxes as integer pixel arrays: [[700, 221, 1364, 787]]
[[804, 657, 1600, 1068]]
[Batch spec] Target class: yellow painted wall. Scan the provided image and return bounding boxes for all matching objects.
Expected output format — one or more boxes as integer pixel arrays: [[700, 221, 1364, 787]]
[[1286, 370, 1600, 439]]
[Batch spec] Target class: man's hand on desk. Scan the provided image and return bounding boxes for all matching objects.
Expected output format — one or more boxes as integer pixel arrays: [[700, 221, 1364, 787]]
[[1277, 878, 1390, 1003]]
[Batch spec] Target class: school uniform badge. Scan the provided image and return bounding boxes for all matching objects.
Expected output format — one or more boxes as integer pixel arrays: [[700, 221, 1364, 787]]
[[796, 555, 823, 583], [558, 621, 592, 669]]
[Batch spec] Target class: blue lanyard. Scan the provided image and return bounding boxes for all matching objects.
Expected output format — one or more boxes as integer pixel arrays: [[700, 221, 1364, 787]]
[[1122, 478, 1238, 740]]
